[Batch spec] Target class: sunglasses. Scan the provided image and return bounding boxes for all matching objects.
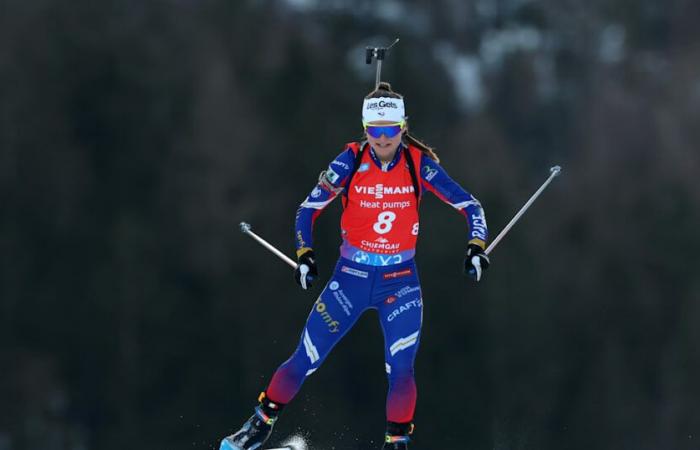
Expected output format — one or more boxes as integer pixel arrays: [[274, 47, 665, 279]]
[[364, 122, 404, 139]]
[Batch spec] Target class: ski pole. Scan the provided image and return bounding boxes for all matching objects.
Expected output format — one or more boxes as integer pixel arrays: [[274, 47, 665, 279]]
[[239, 222, 298, 269], [485, 165, 562, 256]]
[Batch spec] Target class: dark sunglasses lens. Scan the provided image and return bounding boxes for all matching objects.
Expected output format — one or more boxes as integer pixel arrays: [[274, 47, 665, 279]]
[[366, 127, 383, 138], [367, 125, 401, 138]]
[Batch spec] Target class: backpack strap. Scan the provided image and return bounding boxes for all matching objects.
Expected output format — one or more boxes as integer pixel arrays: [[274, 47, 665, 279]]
[[342, 141, 369, 202], [403, 144, 422, 202]]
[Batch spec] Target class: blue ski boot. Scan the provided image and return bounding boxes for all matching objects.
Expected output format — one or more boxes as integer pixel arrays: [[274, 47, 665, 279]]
[[220, 392, 283, 450], [382, 421, 414, 450]]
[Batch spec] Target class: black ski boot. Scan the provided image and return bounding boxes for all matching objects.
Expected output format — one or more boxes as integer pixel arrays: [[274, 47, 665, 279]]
[[220, 392, 284, 450], [382, 421, 414, 449]]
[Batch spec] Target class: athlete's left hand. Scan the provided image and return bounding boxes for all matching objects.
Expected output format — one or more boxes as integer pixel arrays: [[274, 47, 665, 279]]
[[294, 249, 318, 290], [464, 244, 490, 282]]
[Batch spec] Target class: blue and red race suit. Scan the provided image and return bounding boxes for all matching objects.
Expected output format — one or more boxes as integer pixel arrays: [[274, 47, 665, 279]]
[[294, 141, 488, 261], [266, 142, 488, 424]]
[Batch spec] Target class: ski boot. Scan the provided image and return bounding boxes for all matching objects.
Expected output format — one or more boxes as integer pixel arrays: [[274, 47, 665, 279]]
[[382, 421, 414, 449], [220, 392, 284, 450]]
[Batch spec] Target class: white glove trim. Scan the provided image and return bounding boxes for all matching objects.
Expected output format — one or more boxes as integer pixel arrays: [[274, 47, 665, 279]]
[[471, 255, 482, 282], [299, 264, 311, 290]]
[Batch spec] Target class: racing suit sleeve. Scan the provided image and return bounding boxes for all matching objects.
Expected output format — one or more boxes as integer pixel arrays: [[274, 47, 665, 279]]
[[419, 154, 489, 249], [294, 147, 356, 257]]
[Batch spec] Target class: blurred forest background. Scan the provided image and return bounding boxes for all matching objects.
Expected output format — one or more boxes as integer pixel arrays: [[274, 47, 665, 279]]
[[1, 0, 700, 449]]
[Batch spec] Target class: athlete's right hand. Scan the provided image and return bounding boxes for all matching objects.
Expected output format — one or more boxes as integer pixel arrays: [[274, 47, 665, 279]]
[[294, 249, 318, 290]]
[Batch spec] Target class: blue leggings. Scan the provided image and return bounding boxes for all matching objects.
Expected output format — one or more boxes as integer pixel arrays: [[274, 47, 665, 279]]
[[266, 257, 423, 423]]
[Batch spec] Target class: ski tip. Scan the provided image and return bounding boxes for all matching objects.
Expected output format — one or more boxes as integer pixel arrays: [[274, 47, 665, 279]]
[[219, 438, 243, 450]]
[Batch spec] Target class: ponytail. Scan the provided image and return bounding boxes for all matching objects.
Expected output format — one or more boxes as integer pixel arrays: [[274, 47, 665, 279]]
[[404, 133, 440, 163]]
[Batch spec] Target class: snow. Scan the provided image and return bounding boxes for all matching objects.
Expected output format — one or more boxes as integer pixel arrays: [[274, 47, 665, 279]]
[[280, 434, 309, 450]]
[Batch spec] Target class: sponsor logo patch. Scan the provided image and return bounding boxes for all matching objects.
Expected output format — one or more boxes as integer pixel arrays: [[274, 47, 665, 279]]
[[358, 162, 370, 172], [329, 281, 339, 290], [383, 268, 413, 279], [311, 187, 322, 198], [395, 285, 421, 298], [365, 100, 400, 110], [352, 251, 371, 265], [331, 160, 350, 170], [387, 298, 423, 322], [360, 239, 401, 251], [325, 168, 340, 184], [378, 255, 403, 266], [354, 184, 414, 200], [296, 231, 306, 247], [315, 299, 340, 333], [359, 199, 412, 210], [385, 295, 397, 304], [470, 213, 488, 241], [332, 288, 353, 316], [340, 266, 369, 278], [423, 166, 438, 182]]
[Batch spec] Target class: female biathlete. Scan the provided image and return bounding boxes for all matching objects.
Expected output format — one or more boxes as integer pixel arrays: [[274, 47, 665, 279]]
[[221, 82, 490, 450]]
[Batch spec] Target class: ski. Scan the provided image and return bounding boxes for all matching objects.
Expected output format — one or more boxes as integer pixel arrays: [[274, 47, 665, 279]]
[[220, 434, 308, 450]]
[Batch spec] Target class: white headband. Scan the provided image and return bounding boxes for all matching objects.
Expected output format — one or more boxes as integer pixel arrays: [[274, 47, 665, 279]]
[[362, 97, 405, 124]]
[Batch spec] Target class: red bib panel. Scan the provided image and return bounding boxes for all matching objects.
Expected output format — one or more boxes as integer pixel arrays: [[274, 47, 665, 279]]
[[340, 145, 422, 258]]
